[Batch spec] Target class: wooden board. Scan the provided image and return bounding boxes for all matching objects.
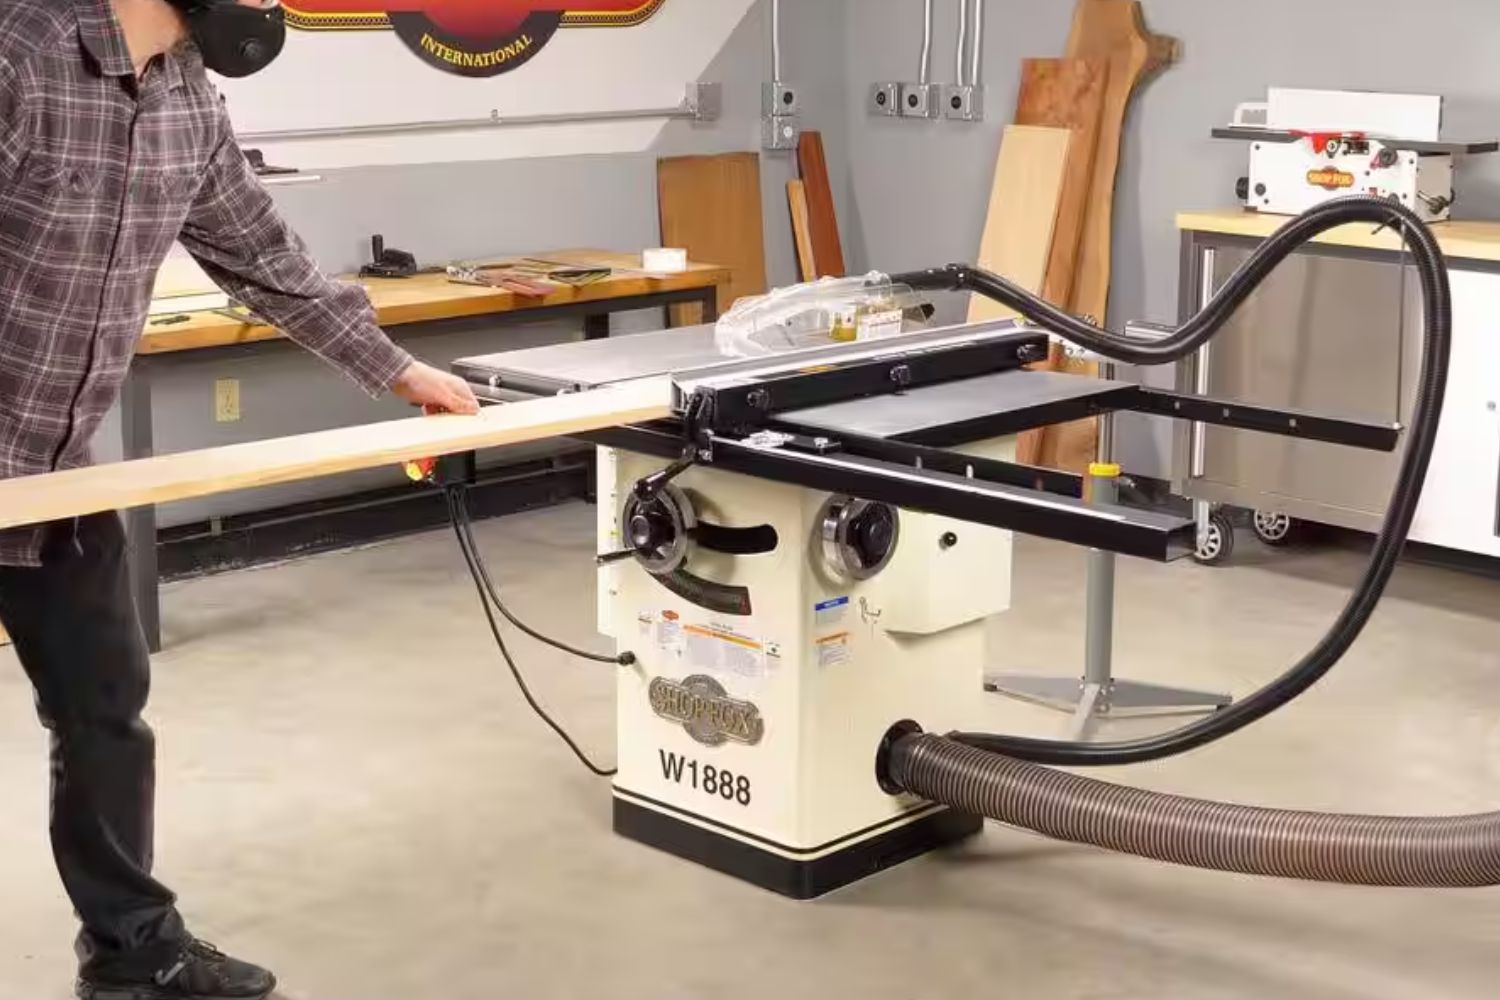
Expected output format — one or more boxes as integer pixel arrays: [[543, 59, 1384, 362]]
[[797, 131, 846, 278], [1015, 58, 1109, 309], [787, 179, 818, 282], [0, 380, 671, 533], [966, 125, 1073, 325], [140, 249, 730, 356], [658, 153, 769, 326], [1066, 0, 1179, 324], [1012, 62, 1108, 468], [1029, 0, 1176, 476]]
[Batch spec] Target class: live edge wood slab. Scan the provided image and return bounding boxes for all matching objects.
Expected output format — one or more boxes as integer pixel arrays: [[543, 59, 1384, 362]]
[[0, 379, 672, 532]]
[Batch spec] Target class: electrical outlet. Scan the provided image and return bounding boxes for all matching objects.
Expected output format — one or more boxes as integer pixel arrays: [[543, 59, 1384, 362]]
[[942, 84, 985, 122], [899, 83, 939, 119], [214, 378, 241, 423], [762, 114, 800, 150], [762, 81, 800, 117], [869, 82, 899, 117]]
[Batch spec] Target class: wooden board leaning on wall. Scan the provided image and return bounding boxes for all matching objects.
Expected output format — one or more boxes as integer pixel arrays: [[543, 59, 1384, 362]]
[[658, 152, 770, 327]]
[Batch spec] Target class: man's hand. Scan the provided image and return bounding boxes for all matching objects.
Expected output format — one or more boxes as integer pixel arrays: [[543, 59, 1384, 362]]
[[392, 361, 481, 415]]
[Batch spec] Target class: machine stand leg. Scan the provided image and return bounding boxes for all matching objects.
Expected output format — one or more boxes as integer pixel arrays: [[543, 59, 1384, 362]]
[[985, 424, 1231, 729]]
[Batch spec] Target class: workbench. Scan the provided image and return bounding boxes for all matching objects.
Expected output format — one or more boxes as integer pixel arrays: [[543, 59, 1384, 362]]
[[125, 250, 728, 652], [1176, 209, 1500, 563]]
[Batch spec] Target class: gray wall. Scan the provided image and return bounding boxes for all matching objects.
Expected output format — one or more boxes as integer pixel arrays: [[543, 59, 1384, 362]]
[[135, 0, 850, 529], [842, 0, 1500, 477]]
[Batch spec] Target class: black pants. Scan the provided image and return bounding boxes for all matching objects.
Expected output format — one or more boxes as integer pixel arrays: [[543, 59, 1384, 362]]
[[0, 513, 185, 976]]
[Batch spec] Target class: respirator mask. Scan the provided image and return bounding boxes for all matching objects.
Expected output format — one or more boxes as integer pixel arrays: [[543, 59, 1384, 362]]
[[169, 0, 287, 78]]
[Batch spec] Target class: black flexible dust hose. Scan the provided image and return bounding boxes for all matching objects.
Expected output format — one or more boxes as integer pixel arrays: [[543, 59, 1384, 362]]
[[893, 196, 1452, 767], [887, 732, 1500, 887]]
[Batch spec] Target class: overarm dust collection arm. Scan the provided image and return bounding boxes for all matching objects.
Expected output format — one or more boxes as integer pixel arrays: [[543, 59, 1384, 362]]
[[893, 194, 1450, 768]]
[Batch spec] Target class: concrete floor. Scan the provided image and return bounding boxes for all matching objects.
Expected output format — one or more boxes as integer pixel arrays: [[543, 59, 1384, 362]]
[[1, 502, 1497, 999]]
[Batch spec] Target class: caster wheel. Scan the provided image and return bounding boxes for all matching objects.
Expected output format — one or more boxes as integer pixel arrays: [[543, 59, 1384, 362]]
[[1252, 510, 1296, 546], [1194, 511, 1235, 565]]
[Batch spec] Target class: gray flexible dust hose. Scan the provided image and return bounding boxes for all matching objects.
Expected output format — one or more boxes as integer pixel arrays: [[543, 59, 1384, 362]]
[[887, 733, 1500, 887]]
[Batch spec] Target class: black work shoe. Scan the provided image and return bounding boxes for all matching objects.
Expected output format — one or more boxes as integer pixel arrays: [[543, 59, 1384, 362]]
[[76, 939, 276, 1000]]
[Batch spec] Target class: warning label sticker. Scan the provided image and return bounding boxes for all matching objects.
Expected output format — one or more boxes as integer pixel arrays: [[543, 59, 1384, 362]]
[[656, 611, 683, 653], [815, 632, 850, 668], [815, 596, 850, 629], [638, 610, 687, 663], [684, 623, 766, 679]]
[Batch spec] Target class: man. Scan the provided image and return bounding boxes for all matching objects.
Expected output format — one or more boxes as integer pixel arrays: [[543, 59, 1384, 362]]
[[0, 1, 480, 997]]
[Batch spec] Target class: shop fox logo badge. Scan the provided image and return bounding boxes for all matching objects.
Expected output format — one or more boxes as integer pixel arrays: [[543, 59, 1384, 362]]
[[1307, 167, 1356, 191], [285, 2, 665, 77], [649, 675, 765, 748]]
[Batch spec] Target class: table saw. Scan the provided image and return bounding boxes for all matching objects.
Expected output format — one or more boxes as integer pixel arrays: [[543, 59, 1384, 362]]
[[452, 311, 1403, 897]]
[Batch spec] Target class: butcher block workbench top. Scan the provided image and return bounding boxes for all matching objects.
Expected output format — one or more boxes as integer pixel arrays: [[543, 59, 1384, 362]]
[[1178, 210, 1500, 263], [138, 249, 731, 355]]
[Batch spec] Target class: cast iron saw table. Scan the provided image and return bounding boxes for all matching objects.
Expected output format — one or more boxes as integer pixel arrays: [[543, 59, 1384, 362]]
[[455, 318, 1398, 562]]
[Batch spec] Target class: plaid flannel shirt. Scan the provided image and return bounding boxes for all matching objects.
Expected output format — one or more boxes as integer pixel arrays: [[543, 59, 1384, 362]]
[[0, 0, 413, 566]]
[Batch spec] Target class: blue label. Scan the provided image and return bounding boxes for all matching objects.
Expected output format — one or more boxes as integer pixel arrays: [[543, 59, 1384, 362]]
[[815, 597, 850, 612]]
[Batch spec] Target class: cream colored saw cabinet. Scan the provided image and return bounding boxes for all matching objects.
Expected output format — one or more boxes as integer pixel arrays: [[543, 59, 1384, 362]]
[[1175, 211, 1500, 562], [596, 441, 1016, 898]]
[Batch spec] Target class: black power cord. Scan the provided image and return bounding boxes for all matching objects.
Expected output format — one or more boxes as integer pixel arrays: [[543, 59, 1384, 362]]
[[444, 487, 620, 778], [449, 489, 635, 668]]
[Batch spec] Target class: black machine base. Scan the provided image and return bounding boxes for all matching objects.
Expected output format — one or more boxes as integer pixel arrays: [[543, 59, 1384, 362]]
[[613, 796, 983, 900]]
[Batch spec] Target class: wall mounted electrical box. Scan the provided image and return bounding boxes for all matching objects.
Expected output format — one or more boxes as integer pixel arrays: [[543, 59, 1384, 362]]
[[870, 82, 900, 117], [762, 114, 800, 150], [942, 84, 984, 121], [899, 82, 940, 119], [763, 82, 800, 117], [762, 81, 800, 150]]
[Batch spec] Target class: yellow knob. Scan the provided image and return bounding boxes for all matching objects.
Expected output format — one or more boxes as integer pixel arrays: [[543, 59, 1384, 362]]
[[1089, 462, 1122, 479]]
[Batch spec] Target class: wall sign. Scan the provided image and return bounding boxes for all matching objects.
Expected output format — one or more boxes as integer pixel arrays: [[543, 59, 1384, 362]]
[[284, 1, 667, 78]]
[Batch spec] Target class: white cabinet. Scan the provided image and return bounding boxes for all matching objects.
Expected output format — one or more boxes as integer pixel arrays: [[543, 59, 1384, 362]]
[[1410, 268, 1500, 556]]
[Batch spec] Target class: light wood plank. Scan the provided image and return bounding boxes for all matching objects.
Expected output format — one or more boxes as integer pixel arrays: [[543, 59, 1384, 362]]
[[658, 153, 769, 326], [787, 179, 818, 282], [1012, 59, 1108, 470], [1178, 210, 1500, 262], [968, 124, 1073, 465], [0, 381, 671, 533], [966, 125, 1073, 325], [139, 250, 731, 356]]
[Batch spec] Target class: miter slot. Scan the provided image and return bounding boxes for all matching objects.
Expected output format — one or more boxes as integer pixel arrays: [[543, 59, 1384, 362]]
[[707, 436, 1195, 563]]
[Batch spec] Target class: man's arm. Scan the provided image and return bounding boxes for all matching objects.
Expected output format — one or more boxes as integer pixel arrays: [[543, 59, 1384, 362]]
[[177, 110, 476, 413]]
